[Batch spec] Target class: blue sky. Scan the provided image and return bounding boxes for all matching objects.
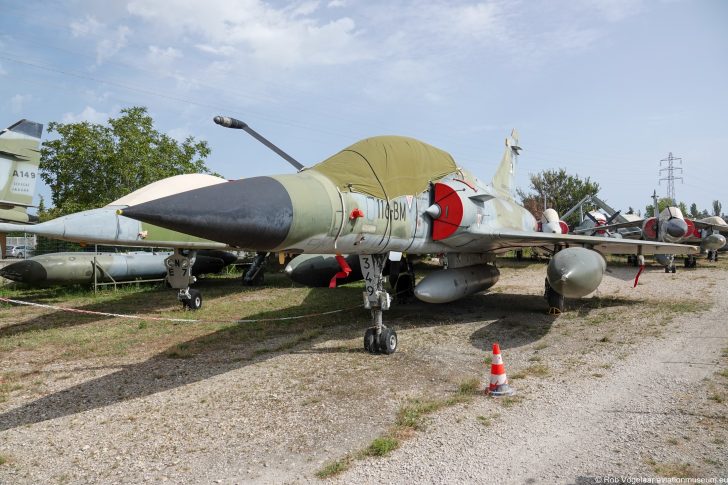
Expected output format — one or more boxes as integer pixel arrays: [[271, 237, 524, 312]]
[[1, 0, 726, 215]]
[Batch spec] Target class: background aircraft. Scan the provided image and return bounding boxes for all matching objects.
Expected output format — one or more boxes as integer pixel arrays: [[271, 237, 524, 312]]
[[119, 122, 695, 355], [0, 119, 42, 224], [0, 250, 236, 286], [0, 173, 233, 250], [0, 119, 43, 257], [582, 193, 728, 271]]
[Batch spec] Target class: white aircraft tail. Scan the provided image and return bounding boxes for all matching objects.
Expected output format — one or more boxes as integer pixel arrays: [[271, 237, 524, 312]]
[[490, 129, 520, 200]]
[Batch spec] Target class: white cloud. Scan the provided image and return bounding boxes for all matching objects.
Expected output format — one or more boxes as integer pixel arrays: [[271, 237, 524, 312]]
[[167, 127, 191, 142], [584, 0, 642, 22], [147, 45, 183, 66], [127, 0, 371, 68], [62, 106, 109, 124], [96, 25, 131, 64], [10, 94, 32, 113], [194, 44, 236, 56], [69, 15, 131, 64], [70, 15, 102, 37], [327, 0, 347, 7]]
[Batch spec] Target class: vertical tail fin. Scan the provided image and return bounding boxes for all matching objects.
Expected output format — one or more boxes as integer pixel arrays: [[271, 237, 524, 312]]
[[490, 129, 520, 199], [0, 119, 43, 223]]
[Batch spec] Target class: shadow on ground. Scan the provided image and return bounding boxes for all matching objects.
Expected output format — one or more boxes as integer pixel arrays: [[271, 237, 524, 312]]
[[0, 280, 625, 432]]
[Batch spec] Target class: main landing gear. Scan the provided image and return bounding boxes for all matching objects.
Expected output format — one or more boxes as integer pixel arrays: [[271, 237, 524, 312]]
[[243, 251, 268, 286], [361, 254, 397, 354], [544, 278, 564, 315], [165, 249, 202, 310], [389, 255, 416, 304], [684, 255, 698, 268], [706, 250, 719, 262]]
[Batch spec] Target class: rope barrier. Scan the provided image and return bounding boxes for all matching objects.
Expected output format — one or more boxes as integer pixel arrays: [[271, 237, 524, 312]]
[[0, 296, 365, 324]]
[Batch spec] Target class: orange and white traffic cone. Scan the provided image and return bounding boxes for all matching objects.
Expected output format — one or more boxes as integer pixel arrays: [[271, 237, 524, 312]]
[[486, 342, 515, 397]]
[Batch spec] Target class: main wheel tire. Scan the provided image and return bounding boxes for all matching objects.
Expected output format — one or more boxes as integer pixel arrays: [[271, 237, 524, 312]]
[[671, 266, 676, 274], [665, 267, 670, 273], [364, 328, 376, 353], [184, 289, 203, 310], [378, 328, 398, 355]]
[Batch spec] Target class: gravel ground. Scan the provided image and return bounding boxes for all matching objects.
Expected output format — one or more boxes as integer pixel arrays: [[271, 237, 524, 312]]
[[0, 261, 726, 484]]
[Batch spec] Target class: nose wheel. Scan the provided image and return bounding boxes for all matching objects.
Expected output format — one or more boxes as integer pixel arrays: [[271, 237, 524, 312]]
[[181, 288, 202, 310], [364, 326, 398, 354], [360, 254, 397, 355]]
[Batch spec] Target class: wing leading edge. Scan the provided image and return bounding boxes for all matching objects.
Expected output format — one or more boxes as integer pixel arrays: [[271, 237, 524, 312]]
[[449, 228, 698, 256]]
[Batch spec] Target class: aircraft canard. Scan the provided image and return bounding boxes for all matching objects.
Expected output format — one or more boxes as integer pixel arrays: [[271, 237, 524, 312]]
[[0, 119, 43, 223], [119, 126, 698, 354]]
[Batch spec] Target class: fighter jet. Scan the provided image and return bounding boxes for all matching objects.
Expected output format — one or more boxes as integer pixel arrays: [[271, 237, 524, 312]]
[[682, 215, 728, 265], [119, 121, 696, 354], [0, 119, 43, 224], [581, 192, 728, 271], [0, 250, 236, 287]]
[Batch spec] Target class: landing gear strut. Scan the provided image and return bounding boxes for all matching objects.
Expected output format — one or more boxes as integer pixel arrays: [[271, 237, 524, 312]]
[[361, 254, 397, 354], [243, 251, 268, 285], [164, 249, 201, 310], [544, 277, 564, 314], [684, 255, 697, 268], [389, 255, 415, 304]]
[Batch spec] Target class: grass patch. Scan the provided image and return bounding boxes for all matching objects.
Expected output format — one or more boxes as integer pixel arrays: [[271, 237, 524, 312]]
[[0, 454, 9, 465], [165, 342, 194, 359], [718, 369, 728, 379], [315, 458, 351, 479], [598, 336, 611, 343], [510, 364, 549, 380], [365, 437, 399, 457], [708, 393, 724, 403], [0, 374, 22, 403], [666, 437, 679, 445], [499, 395, 523, 408], [317, 377, 480, 479], [645, 458, 698, 478], [476, 414, 499, 427], [534, 342, 548, 351]]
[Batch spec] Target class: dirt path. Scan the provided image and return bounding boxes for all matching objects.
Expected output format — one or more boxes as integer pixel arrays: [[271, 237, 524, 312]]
[[335, 268, 728, 484], [0, 262, 726, 484]]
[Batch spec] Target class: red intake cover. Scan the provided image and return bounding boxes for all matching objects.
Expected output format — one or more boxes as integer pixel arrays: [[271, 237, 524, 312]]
[[685, 218, 700, 238], [432, 182, 464, 240], [559, 221, 569, 234], [642, 217, 657, 239]]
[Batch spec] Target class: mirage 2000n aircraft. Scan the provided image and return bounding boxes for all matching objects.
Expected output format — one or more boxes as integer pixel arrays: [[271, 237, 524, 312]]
[[120, 119, 696, 355]]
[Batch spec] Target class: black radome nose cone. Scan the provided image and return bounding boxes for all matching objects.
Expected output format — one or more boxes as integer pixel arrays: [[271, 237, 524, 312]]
[[666, 218, 688, 238], [121, 177, 293, 250], [0, 260, 47, 284]]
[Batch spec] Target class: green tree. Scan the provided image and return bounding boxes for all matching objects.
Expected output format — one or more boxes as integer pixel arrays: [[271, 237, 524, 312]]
[[713, 200, 722, 216], [40, 107, 213, 215], [645, 198, 666, 217], [689, 203, 699, 218], [678, 201, 688, 217], [517, 168, 600, 225]]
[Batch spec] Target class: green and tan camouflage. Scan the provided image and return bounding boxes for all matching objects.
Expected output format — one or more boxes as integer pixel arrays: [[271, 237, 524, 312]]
[[120, 128, 700, 354]]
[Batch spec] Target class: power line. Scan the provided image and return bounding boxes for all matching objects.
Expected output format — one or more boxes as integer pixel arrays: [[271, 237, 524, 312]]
[[659, 152, 683, 204]]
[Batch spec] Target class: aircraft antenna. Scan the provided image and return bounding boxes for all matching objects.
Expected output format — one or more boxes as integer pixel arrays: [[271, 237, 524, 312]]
[[214, 116, 304, 171], [658, 152, 683, 205]]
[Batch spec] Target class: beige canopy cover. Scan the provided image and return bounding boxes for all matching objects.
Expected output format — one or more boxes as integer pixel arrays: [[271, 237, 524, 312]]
[[309, 136, 458, 199]]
